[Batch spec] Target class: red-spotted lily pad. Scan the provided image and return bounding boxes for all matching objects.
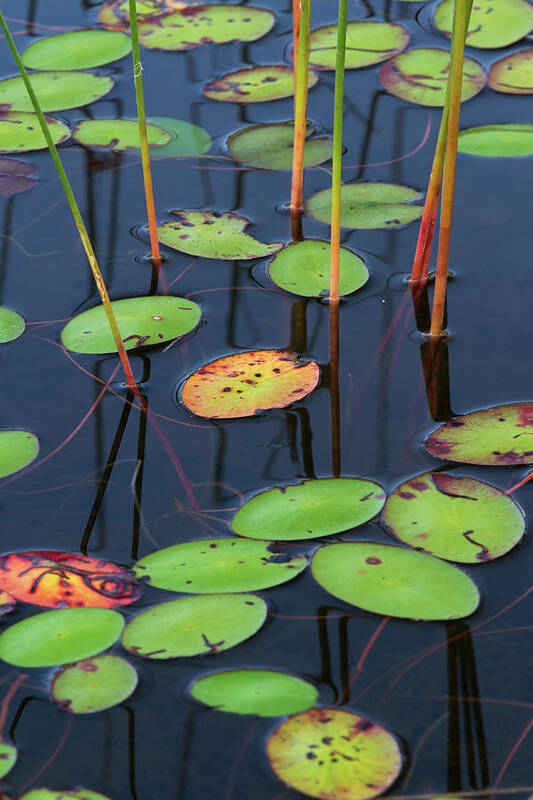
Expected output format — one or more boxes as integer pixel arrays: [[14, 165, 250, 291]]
[[204, 65, 318, 103], [488, 49, 533, 94], [99, 0, 187, 29], [0, 307, 25, 342], [180, 350, 320, 419], [379, 48, 486, 106], [122, 594, 267, 658], [20, 790, 112, 799], [0, 591, 16, 617], [0, 742, 16, 778], [72, 119, 172, 152], [0, 111, 70, 153], [0, 551, 141, 609], [425, 402, 533, 465], [268, 239, 368, 297], [22, 30, 132, 70], [0, 159, 36, 196], [434, 0, 533, 49], [157, 210, 283, 260], [267, 708, 402, 800], [309, 20, 409, 70], [311, 542, 480, 620], [148, 116, 212, 156], [382, 472, 525, 563], [227, 122, 332, 170], [458, 124, 533, 157], [0, 72, 114, 113], [0, 430, 39, 479], [232, 478, 386, 541], [305, 182, 423, 229], [51, 654, 138, 713]]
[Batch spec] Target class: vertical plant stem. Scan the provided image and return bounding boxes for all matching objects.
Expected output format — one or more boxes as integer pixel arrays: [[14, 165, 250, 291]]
[[292, 0, 301, 98], [290, 0, 311, 239]]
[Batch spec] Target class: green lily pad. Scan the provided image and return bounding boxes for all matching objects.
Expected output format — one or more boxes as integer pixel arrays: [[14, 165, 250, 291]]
[[488, 49, 533, 94], [311, 542, 480, 620], [0, 742, 17, 778], [0, 430, 39, 479], [0, 607, 124, 667], [204, 65, 318, 103], [227, 122, 333, 170], [0, 111, 70, 154], [148, 116, 211, 156], [232, 478, 386, 541], [382, 471, 525, 563], [458, 124, 533, 157], [22, 30, 132, 70], [51, 655, 138, 713], [379, 48, 486, 106], [0, 158, 37, 196], [72, 119, 172, 152], [267, 708, 402, 800], [434, 0, 533, 49], [60, 296, 201, 354], [0, 72, 114, 113], [190, 669, 317, 716], [134, 538, 307, 593], [180, 350, 320, 419], [309, 20, 409, 70], [268, 240, 368, 297], [157, 210, 283, 260], [20, 791, 111, 800], [122, 594, 267, 659], [425, 402, 533, 465], [0, 307, 25, 343], [305, 182, 423, 229]]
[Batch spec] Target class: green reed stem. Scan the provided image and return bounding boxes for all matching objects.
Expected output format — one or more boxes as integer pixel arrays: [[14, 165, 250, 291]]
[[290, 0, 311, 239], [0, 11, 137, 391], [292, 0, 301, 98]]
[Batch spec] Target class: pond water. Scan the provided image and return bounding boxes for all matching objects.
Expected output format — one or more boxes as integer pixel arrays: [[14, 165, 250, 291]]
[[0, 0, 532, 798]]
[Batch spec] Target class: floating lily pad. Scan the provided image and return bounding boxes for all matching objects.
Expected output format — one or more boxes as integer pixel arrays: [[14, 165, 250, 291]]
[[134, 538, 307, 593], [227, 122, 332, 170], [100, 0, 197, 28], [20, 791, 112, 800], [458, 124, 533, 157], [0, 111, 70, 154], [0, 430, 39, 479], [425, 402, 533, 465], [0, 551, 141, 609], [309, 20, 409, 70], [180, 350, 320, 419], [267, 708, 402, 800], [232, 478, 386, 541], [0, 607, 124, 667], [122, 594, 267, 659], [72, 119, 172, 152], [0, 72, 114, 113], [148, 116, 211, 156], [0, 307, 25, 343], [60, 296, 201, 354], [22, 30, 132, 70], [382, 472, 525, 563], [51, 655, 138, 713], [379, 48, 486, 106], [268, 240, 368, 297], [204, 65, 318, 103], [305, 182, 423, 229], [190, 669, 317, 716], [0, 591, 16, 617], [0, 742, 17, 778], [311, 542, 480, 620], [0, 159, 36, 196], [434, 0, 533, 49], [158, 210, 283, 260], [488, 49, 533, 94]]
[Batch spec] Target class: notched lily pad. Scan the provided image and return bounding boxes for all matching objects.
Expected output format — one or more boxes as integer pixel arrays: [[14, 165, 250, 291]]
[[0, 159, 36, 196], [72, 119, 172, 152], [148, 116, 211, 156], [309, 20, 409, 70], [489, 49, 533, 94], [99, 0, 183, 29], [22, 30, 132, 70], [267, 708, 402, 800], [305, 182, 423, 229], [0, 72, 114, 113], [51, 654, 138, 713], [227, 122, 332, 170], [204, 65, 318, 103], [0, 429, 39, 479], [458, 124, 533, 157], [0, 111, 70, 154], [268, 239, 368, 297], [0, 307, 25, 342], [20, 791, 112, 800], [179, 350, 320, 419], [0, 741, 17, 778], [434, 0, 533, 49]]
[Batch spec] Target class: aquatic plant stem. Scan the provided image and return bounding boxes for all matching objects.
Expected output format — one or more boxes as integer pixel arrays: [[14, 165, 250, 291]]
[[0, 674, 27, 736], [290, 0, 311, 240], [292, 0, 301, 97]]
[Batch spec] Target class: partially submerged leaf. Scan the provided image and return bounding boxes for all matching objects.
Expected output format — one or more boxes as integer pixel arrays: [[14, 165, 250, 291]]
[[305, 182, 423, 229], [232, 478, 386, 541], [227, 122, 332, 170], [204, 65, 318, 103], [72, 119, 172, 152], [148, 116, 211, 156], [179, 350, 320, 419], [267, 708, 402, 800], [488, 49, 533, 94], [0, 72, 114, 113], [458, 124, 533, 157], [51, 655, 138, 713], [0, 430, 39, 479], [0, 159, 36, 196], [0, 742, 17, 779], [99, 0, 181, 29], [0, 111, 70, 154], [268, 239, 368, 297], [309, 20, 409, 70], [20, 791, 112, 800], [0, 307, 25, 342], [22, 30, 132, 70], [434, 0, 533, 49], [0, 591, 16, 617]]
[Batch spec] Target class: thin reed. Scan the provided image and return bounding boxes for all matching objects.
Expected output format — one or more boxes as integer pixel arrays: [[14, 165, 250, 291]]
[[290, 0, 311, 239]]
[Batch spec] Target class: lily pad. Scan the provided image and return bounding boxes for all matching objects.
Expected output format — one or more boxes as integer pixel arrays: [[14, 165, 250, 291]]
[[0, 607, 124, 667], [488, 49, 533, 94], [60, 296, 201, 354], [158, 210, 283, 260], [232, 478, 386, 541], [0, 551, 141, 609], [0, 591, 16, 617], [0, 159, 36, 196], [180, 350, 320, 419], [121, 594, 267, 659], [148, 116, 211, 156], [20, 791, 111, 800], [22, 30, 132, 70], [382, 472, 525, 563], [268, 240, 368, 297], [0, 111, 70, 153], [204, 65, 318, 103], [0, 307, 25, 342], [311, 542, 480, 620], [458, 124, 533, 157], [190, 669, 317, 716], [51, 655, 138, 713], [425, 402, 533, 465], [305, 182, 423, 229], [0, 72, 115, 113], [267, 708, 402, 800], [0, 430, 39, 479], [99, 0, 179, 29], [72, 119, 172, 152], [227, 122, 333, 170], [434, 0, 533, 49], [379, 48, 486, 106], [133, 538, 307, 593], [309, 20, 409, 70], [0, 742, 17, 778]]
